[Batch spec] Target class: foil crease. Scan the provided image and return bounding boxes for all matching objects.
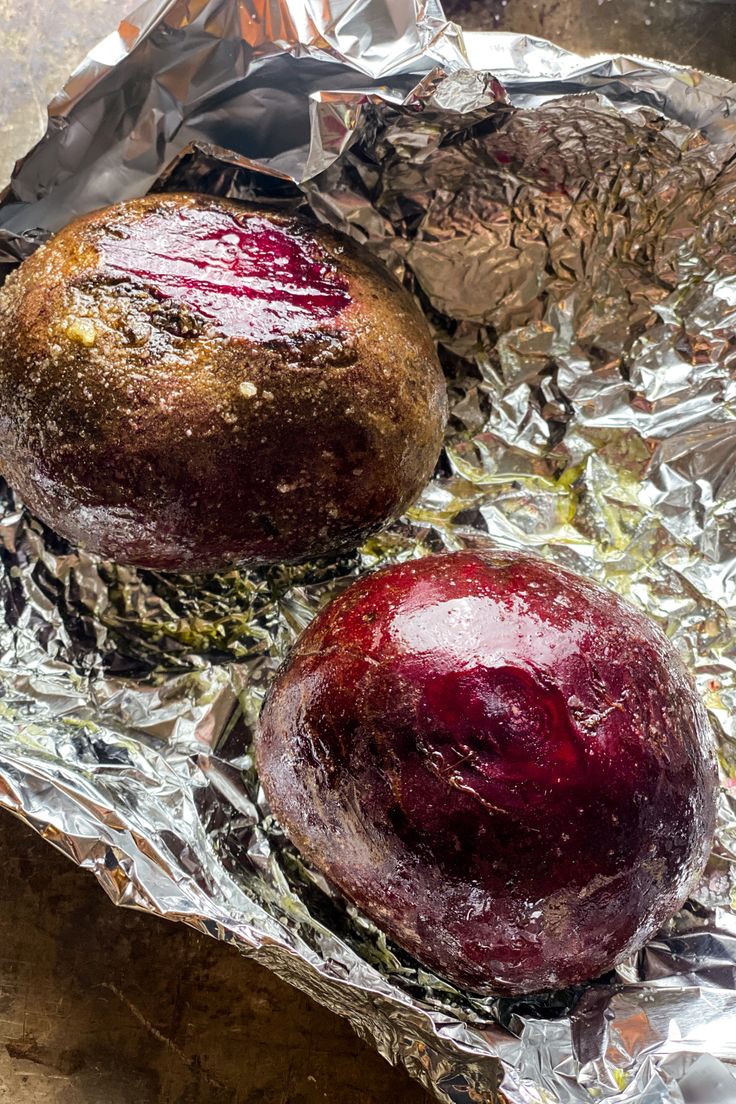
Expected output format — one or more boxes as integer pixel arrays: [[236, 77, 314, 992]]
[[1, 2, 736, 1101]]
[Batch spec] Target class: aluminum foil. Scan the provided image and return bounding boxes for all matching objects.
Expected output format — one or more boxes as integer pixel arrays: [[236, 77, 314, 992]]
[[1, 2, 736, 1101]]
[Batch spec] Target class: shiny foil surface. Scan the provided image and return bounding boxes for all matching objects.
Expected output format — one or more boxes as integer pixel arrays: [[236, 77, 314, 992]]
[[1, 2, 736, 1101]]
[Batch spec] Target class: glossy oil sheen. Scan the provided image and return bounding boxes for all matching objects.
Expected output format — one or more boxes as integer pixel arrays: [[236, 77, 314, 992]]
[[256, 550, 718, 995], [99, 206, 352, 341]]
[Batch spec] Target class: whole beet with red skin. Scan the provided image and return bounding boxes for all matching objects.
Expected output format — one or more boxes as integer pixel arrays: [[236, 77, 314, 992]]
[[256, 550, 718, 994]]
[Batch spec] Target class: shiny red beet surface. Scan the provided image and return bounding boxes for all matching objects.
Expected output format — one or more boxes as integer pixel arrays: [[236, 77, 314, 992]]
[[256, 550, 718, 994], [99, 206, 352, 341]]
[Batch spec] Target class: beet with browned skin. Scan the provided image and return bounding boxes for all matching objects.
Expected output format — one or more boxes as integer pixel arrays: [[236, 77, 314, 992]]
[[0, 193, 446, 572], [256, 550, 718, 994]]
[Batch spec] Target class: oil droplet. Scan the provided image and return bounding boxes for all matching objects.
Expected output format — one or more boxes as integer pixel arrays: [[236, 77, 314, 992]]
[[66, 318, 97, 347]]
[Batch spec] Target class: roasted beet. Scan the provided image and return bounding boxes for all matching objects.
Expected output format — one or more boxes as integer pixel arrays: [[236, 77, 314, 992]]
[[256, 550, 718, 994], [0, 193, 446, 572]]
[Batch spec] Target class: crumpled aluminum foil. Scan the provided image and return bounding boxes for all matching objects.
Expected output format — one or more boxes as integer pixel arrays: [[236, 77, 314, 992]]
[[1, 2, 736, 1101]]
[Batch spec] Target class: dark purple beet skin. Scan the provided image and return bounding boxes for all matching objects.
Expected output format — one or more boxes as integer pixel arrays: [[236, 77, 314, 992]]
[[256, 550, 718, 995]]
